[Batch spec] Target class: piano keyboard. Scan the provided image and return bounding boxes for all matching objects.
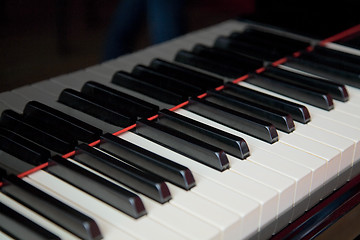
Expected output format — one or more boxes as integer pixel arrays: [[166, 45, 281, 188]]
[[1, 19, 360, 240]]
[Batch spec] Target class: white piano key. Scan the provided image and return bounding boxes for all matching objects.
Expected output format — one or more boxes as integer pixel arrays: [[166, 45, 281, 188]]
[[0, 91, 28, 112], [239, 81, 360, 178], [86, 64, 116, 79], [22, 176, 140, 240], [24, 171, 188, 240], [107, 58, 138, 71], [296, 114, 360, 169], [31, 165, 228, 240], [335, 100, 360, 119], [228, 157, 295, 232], [106, 46, 178, 71], [114, 50, 160, 67], [277, 132, 341, 192], [69, 156, 223, 240], [0, 231, 14, 240], [248, 148, 321, 210], [50, 73, 87, 90], [314, 106, 360, 131], [2, 18, 360, 240], [189, 173, 260, 239], [119, 131, 279, 235], [69, 70, 173, 109], [175, 108, 327, 217], [196, 84, 344, 192], [140, 196, 221, 240], [32, 79, 65, 97], [309, 116, 360, 179], [11, 85, 120, 134], [0, 101, 10, 112], [0, 193, 81, 240], [293, 122, 355, 188], [346, 85, 360, 97], [307, 116, 360, 161], [48, 69, 111, 91], [67, 65, 174, 110], [276, 64, 360, 104], [229, 158, 295, 214], [325, 42, 360, 56], [165, 183, 243, 240]]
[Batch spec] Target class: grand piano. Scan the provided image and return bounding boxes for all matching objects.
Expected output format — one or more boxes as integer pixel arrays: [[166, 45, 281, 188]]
[[1, 19, 360, 240]]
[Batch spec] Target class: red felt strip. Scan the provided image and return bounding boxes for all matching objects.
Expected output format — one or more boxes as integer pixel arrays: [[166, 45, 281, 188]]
[[271, 57, 288, 67], [168, 100, 190, 111], [8, 23, 360, 185], [232, 74, 249, 84], [215, 85, 225, 91], [293, 51, 302, 57], [113, 124, 137, 136], [256, 67, 266, 74], [17, 162, 49, 178], [320, 24, 360, 46], [197, 93, 208, 99], [147, 114, 159, 121]]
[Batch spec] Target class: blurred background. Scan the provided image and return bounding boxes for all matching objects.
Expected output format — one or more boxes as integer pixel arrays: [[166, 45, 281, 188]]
[[1, 0, 359, 93]]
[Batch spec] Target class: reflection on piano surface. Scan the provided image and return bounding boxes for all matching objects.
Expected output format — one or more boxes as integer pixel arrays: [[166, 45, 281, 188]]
[[1, 19, 360, 240]]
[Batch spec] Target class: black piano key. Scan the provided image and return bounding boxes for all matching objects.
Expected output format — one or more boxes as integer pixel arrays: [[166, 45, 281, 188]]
[[223, 82, 311, 124], [246, 74, 334, 110], [206, 90, 295, 133], [1, 174, 102, 240], [0, 110, 77, 154], [214, 36, 282, 62], [229, 32, 296, 56], [81, 81, 159, 119], [0, 202, 60, 240], [58, 88, 136, 127], [0, 150, 36, 175], [149, 58, 224, 89], [336, 33, 360, 49], [192, 44, 263, 72], [174, 50, 248, 78], [112, 70, 187, 105], [262, 66, 349, 102], [47, 155, 146, 219], [131, 65, 204, 97], [285, 56, 360, 89], [243, 27, 311, 47], [0, 128, 50, 165], [186, 97, 279, 143], [75, 144, 171, 203], [135, 118, 230, 171], [312, 45, 360, 66], [0, 166, 7, 180], [157, 109, 250, 159], [23, 101, 102, 143], [4, 85, 120, 134], [100, 133, 195, 190], [300, 50, 360, 75], [228, 32, 298, 59], [237, 27, 310, 51]]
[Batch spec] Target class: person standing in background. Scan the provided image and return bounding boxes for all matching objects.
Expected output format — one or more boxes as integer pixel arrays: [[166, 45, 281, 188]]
[[103, 0, 187, 61]]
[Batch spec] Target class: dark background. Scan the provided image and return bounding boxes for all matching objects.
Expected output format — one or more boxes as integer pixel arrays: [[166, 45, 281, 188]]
[[1, 0, 359, 93]]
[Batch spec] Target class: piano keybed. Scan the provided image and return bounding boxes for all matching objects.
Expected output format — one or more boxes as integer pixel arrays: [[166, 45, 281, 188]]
[[1, 19, 360, 240]]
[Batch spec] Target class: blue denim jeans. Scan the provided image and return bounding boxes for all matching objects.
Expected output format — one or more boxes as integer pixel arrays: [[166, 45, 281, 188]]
[[103, 0, 186, 61]]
